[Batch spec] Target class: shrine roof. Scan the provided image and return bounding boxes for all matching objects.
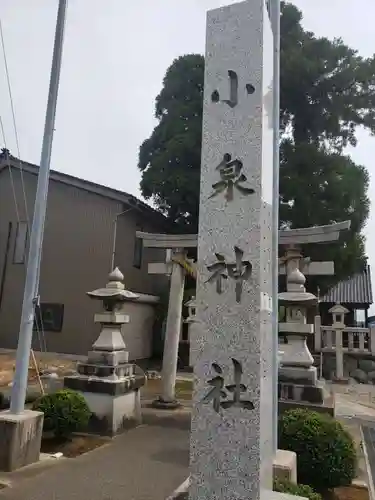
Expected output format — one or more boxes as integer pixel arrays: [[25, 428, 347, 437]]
[[320, 265, 373, 306]]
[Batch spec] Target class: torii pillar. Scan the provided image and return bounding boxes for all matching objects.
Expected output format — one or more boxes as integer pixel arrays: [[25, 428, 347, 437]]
[[137, 232, 197, 408]]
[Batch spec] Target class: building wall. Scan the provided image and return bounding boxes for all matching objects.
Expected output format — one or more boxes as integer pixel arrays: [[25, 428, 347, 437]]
[[0, 166, 167, 357], [121, 300, 156, 360]]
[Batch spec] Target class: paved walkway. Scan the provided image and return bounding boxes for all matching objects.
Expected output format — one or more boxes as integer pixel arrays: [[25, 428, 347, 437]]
[[0, 424, 189, 500], [335, 393, 375, 420]]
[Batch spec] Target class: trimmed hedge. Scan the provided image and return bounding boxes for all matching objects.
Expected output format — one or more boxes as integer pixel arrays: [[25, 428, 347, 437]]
[[278, 408, 356, 491], [274, 479, 322, 500], [33, 389, 91, 438]]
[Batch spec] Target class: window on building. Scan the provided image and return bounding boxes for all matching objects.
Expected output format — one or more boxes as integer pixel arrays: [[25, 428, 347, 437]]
[[33, 303, 64, 333], [13, 221, 28, 264], [133, 237, 143, 269], [355, 309, 366, 328]]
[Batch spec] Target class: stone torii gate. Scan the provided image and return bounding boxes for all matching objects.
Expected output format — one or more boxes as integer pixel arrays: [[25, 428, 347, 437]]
[[137, 220, 350, 407], [138, 233, 197, 407]]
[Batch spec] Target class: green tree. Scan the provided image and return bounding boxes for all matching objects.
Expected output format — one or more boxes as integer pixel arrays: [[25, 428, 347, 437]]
[[138, 55, 204, 231], [138, 3, 373, 284]]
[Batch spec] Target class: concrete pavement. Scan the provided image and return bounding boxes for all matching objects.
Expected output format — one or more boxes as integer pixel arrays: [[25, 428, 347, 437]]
[[0, 423, 189, 500]]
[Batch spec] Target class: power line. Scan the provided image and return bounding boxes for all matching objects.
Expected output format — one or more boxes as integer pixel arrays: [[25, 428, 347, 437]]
[[0, 17, 30, 229], [0, 16, 47, 354], [0, 116, 20, 223]]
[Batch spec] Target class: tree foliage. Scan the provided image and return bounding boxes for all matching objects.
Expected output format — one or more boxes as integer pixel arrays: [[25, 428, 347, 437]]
[[139, 55, 203, 231], [138, 2, 373, 285]]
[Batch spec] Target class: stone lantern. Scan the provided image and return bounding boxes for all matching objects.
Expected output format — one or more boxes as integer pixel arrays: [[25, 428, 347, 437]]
[[279, 268, 316, 382], [329, 303, 348, 328], [329, 303, 349, 383], [178, 296, 198, 369], [185, 297, 197, 328], [64, 268, 146, 435], [278, 253, 332, 414]]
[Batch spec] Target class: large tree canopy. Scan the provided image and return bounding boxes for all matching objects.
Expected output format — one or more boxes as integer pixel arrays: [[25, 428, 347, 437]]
[[139, 55, 204, 230], [138, 2, 373, 286]]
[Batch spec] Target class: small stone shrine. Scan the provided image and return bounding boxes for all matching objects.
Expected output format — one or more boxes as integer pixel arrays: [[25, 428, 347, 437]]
[[64, 267, 146, 435]]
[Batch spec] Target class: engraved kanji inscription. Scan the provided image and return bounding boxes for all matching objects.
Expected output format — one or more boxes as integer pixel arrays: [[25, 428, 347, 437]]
[[227, 246, 253, 303], [206, 246, 252, 303], [209, 154, 255, 202], [211, 70, 255, 108], [202, 358, 254, 413], [206, 252, 228, 295]]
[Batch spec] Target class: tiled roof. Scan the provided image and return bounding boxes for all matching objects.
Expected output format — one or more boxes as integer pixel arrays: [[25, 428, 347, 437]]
[[320, 265, 373, 305], [0, 150, 168, 225]]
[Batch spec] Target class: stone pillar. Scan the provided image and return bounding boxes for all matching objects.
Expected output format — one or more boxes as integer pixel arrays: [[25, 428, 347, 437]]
[[329, 303, 349, 383], [154, 250, 185, 408], [314, 315, 322, 352], [64, 268, 146, 435], [190, 1, 274, 499], [335, 331, 344, 380]]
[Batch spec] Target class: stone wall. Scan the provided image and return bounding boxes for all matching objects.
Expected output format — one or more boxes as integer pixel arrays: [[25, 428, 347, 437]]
[[318, 353, 375, 384]]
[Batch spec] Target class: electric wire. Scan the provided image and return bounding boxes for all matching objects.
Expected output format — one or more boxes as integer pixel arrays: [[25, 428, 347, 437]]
[[0, 16, 47, 354], [0, 115, 20, 223]]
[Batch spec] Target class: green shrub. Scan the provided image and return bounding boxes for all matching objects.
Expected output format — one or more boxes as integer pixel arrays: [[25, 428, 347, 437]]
[[274, 479, 322, 500], [278, 409, 356, 491], [33, 389, 91, 438]]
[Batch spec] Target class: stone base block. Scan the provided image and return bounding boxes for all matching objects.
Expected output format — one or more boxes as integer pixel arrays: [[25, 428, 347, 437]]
[[166, 479, 308, 500], [64, 372, 145, 395], [0, 410, 43, 472], [77, 362, 134, 378], [273, 450, 297, 484], [278, 396, 335, 417], [332, 376, 350, 385], [83, 390, 142, 436], [87, 349, 129, 365], [64, 372, 145, 436], [278, 380, 328, 405], [279, 366, 317, 386], [152, 397, 182, 410]]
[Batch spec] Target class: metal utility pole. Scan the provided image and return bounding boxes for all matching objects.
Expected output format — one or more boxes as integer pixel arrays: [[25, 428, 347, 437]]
[[10, 0, 68, 414], [270, 0, 281, 454]]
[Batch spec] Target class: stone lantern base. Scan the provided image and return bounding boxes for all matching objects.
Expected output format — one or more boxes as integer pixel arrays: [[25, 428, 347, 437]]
[[278, 375, 334, 417], [64, 354, 145, 436]]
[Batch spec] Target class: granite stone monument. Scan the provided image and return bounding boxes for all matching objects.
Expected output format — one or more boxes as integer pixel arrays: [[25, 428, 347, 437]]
[[190, 1, 275, 499]]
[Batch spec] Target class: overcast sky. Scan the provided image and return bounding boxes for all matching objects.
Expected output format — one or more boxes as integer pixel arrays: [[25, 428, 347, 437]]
[[1, 0, 374, 308]]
